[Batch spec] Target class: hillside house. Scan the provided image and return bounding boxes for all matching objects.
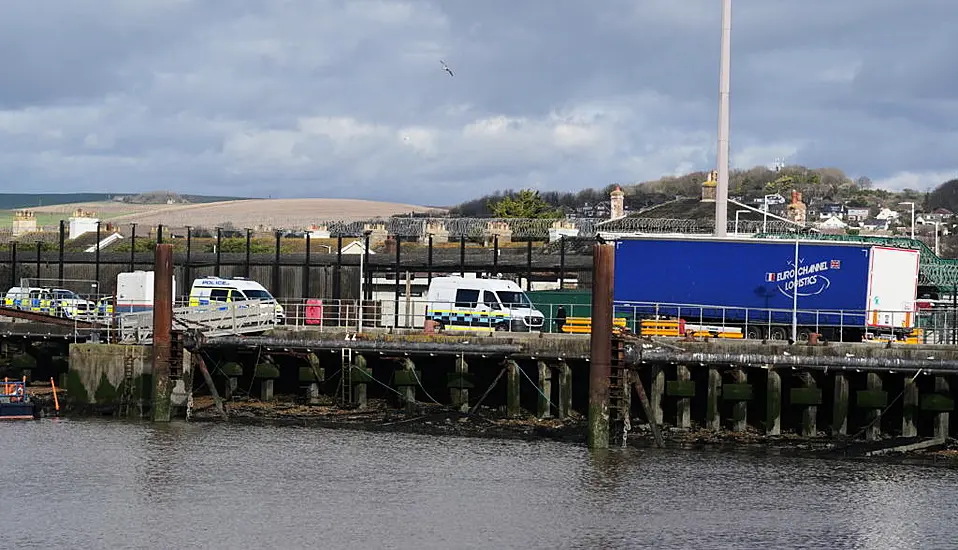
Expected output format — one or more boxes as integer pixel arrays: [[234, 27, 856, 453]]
[[876, 208, 900, 221], [846, 207, 870, 222], [818, 216, 848, 231], [816, 203, 844, 219], [861, 218, 890, 231], [576, 201, 611, 218]]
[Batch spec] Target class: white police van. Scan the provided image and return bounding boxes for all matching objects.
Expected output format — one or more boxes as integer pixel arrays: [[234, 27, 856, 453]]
[[188, 276, 285, 323], [424, 276, 544, 332]]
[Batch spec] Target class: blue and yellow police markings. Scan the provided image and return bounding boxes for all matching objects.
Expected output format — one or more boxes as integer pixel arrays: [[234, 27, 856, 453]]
[[427, 309, 510, 331], [3, 295, 56, 314]]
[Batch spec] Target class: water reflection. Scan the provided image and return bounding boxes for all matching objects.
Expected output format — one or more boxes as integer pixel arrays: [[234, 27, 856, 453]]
[[2, 420, 957, 549]]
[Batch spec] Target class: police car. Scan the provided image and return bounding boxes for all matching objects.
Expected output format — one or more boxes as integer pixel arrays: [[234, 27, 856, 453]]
[[3, 286, 95, 318]]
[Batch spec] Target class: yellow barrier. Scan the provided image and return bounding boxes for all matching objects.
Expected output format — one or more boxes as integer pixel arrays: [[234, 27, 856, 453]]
[[561, 317, 627, 334], [639, 319, 744, 339]]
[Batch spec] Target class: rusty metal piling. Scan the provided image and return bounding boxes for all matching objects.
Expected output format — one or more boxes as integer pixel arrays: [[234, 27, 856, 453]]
[[588, 241, 615, 449], [151, 244, 174, 422]]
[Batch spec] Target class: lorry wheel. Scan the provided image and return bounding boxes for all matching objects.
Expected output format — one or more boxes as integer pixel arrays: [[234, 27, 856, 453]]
[[768, 327, 788, 341], [796, 328, 812, 343], [746, 326, 764, 340]]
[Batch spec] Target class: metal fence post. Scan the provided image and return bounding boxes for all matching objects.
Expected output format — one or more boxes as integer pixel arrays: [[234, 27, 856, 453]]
[[95, 221, 101, 292], [9, 241, 17, 288], [215, 227, 222, 277], [129, 223, 136, 271], [185, 226, 192, 287], [58, 220, 65, 285], [394, 235, 401, 328], [245, 228, 252, 278], [273, 230, 281, 297], [303, 232, 311, 299]]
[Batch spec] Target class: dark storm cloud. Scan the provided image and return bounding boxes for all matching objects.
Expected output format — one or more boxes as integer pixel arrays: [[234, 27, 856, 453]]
[[0, 0, 954, 203]]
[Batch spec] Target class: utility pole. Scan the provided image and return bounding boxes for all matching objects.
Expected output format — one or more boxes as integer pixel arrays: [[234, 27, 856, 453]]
[[714, 0, 732, 237]]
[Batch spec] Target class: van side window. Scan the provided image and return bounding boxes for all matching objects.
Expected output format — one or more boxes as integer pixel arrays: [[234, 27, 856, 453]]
[[454, 289, 480, 308], [482, 291, 500, 310], [210, 289, 230, 302]]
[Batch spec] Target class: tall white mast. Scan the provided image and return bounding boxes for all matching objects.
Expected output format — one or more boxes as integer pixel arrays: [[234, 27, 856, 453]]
[[714, 0, 732, 236]]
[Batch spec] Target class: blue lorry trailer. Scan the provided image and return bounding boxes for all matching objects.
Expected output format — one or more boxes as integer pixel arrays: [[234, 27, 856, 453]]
[[613, 236, 920, 342]]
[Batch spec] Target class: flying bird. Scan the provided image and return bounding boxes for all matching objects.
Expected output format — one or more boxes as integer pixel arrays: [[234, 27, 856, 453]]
[[440, 59, 454, 77]]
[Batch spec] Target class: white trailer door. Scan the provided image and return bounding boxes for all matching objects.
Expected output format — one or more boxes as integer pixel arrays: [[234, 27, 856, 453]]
[[866, 246, 920, 328]]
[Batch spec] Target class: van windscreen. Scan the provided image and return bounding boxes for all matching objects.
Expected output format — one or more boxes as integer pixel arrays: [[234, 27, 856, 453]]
[[496, 291, 530, 307], [244, 289, 274, 301]]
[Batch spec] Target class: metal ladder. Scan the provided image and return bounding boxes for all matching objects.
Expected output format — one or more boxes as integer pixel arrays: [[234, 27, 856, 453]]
[[120, 347, 137, 417], [340, 348, 353, 404], [608, 338, 631, 446]]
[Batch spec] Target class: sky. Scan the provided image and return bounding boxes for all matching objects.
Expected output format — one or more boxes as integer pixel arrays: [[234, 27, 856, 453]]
[[0, 0, 956, 205]]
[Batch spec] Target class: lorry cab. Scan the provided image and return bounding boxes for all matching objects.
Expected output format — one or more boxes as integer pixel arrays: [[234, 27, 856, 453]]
[[188, 276, 285, 322], [424, 276, 544, 332]]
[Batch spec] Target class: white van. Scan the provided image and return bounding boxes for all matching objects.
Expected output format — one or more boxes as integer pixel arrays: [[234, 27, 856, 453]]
[[424, 276, 544, 332], [188, 276, 285, 322]]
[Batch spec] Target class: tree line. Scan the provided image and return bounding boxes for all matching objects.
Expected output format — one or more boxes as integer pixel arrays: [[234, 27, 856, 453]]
[[448, 165, 954, 218]]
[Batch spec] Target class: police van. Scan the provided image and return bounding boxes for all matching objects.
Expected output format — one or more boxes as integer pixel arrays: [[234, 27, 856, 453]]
[[424, 276, 544, 332], [188, 276, 285, 323]]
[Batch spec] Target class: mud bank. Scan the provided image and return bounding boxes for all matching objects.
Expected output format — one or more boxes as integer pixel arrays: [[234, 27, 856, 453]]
[[186, 395, 958, 468]]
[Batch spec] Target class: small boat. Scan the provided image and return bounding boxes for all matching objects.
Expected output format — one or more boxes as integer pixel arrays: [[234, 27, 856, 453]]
[[0, 379, 39, 420]]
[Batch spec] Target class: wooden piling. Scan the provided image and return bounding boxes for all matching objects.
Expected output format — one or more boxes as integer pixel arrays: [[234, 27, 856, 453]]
[[865, 372, 883, 441], [352, 355, 368, 409], [934, 376, 951, 440], [706, 368, 721, 431], [766, 368, 781, 436], [151, 244, 174, 422], [650, 365, 665, 426], [196, 355, 227, 420], [798, 372, 818, 437], [731, 368, 748, 432], [902, 375, 919, 438], [400, 358, 417, 413], [537, 361, 552, 419], [557, 360, 572, 420], [675, 365, 691, 429], [587, 242, 614, 449], [832, 373, 849, 436], [506, 360, 521, 417], [451, 356, 469, 412], [260, 379, 275, 402]]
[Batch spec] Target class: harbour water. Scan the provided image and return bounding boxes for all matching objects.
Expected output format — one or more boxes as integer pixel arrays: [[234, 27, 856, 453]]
[[2, 420, 956, 549]]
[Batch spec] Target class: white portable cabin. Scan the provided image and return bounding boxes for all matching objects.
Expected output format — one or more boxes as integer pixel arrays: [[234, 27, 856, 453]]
[[116, 271, 177, 313]]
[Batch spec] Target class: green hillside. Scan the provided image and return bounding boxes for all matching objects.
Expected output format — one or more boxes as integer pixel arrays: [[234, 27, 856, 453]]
[[0, 193, 114, 210], [0, 192, 251, 210]]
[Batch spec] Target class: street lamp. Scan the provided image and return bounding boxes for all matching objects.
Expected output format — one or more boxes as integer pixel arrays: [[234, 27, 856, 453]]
[[899, 201, 915, 239], [713, 0, 732, 237], [933, 221, 941, 256], [734, 209, 750, 234]]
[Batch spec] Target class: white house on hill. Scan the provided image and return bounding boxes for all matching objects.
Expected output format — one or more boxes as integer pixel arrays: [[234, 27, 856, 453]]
[[340, 240, 374, 255]]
